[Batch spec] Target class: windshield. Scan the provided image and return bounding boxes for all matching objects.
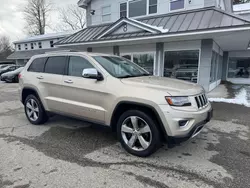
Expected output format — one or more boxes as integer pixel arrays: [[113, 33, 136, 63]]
[[93, 56, 150, 78]]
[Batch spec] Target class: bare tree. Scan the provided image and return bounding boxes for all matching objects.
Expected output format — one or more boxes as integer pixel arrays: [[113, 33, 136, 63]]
[[0, 35, 13, 61], [23, 0, 52, 35], [58, 4, 86, 31]]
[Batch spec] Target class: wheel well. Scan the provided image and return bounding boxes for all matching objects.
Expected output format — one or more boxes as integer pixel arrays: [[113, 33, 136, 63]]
[[110, 102, 167, 141], [21, 88, 39, 104]]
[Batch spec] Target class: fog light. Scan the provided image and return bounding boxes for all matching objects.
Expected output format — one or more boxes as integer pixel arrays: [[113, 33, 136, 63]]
[[179, 120, 188, 127]]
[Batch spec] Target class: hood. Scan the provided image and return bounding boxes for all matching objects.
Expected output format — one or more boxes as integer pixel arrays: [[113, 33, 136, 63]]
[[1, 71, 12, 77], [121, 76, 204, 96]]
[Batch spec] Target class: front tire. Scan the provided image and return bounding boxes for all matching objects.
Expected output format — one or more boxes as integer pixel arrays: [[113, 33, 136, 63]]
[[24, 95, 48, 125], [117, 110, 161, 157]]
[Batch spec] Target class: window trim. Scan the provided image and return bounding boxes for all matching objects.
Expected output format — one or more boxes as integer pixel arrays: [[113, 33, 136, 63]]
[[119, 2, 128, 18], [148, 0, 157, 14], [101, 5, 112, 22], [169, 0, 185, 12], [18, 44, 21, 51], [128, 0, 148, 18], [31, 43, 34, 50], [119, 0, 158, 19]]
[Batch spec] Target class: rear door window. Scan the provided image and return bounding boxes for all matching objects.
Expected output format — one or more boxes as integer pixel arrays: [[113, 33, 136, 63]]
[[44, 56, 67, 75], [68, 56, 94, 77], [28, 57, 47, 72]]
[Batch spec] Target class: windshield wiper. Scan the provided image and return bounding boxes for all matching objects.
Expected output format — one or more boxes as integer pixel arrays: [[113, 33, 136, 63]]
[[117, 75, 136, 78], [117, 73, 151, 79], [140, 73, 151, 76]]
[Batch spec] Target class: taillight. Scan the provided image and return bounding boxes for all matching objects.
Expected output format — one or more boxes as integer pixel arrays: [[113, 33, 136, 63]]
[[18, 74, 22, 79]]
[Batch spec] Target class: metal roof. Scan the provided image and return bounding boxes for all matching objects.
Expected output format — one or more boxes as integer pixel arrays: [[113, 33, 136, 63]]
[[14, 31, 77, 44], [57, 7, 250, 45], [7, 48, 67, 60]]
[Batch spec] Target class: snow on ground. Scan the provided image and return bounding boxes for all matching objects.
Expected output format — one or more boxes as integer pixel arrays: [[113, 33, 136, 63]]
[[209, 88, 250, 107]]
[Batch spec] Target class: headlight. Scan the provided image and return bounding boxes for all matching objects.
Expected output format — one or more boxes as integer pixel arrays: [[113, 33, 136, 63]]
[[165, 96, 191, 107]]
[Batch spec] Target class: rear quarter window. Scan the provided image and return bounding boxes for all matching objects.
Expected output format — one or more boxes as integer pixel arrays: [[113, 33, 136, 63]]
[[44, 56, 67, 75], [28, 57, 47, 72]]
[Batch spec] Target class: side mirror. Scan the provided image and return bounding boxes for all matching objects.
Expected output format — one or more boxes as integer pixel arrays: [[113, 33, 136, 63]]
[[82, 68, 103, 81]]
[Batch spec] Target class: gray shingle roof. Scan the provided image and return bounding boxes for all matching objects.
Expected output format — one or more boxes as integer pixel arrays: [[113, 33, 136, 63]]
[[57, 7, 250, 45], [7, 48, 65, 60]]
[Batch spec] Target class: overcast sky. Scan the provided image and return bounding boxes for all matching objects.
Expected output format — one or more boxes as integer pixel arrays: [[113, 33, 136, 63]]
[[0, 0, 77, 42]]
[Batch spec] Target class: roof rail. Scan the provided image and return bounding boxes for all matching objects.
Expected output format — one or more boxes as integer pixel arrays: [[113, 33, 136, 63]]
[[45, 49, 79, 54]]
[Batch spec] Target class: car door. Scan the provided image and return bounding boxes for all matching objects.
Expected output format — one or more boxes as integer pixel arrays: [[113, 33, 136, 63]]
[[60, 55, 107, 124], [38, 56, 67, 112]]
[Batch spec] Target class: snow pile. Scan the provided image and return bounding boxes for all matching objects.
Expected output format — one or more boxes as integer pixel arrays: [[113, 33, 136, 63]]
[[209, 88, 250, 107]]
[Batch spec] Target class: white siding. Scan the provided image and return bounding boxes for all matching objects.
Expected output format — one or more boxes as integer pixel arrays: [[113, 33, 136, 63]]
[[92, 46, 113, 54], [88, 0, 209, 26], [164, 40, 201, 51], [15, 38, 62, 51], [120, 43, 156, 54], [204, 0, 216, 7]]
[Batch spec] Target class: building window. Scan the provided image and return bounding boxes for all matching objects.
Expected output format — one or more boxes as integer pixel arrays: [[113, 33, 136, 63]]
[[18, 44, 21, 50], [38, 42, 42, 49], [120, 2, 127, 18], [25, 44, 28, 50], [129, 0, 147, 17], [122, 53, 154, 75], [170, 0, 184, 11], [227, 58, 250, 78], [102, 5, 111, 22], [31, 43, 34, 49], [50, 41, 54, 48], [233, 0, 250, 5], [149, 0, 157, 14], [209, 51, 223, 83], [164, 50, 199, 83]]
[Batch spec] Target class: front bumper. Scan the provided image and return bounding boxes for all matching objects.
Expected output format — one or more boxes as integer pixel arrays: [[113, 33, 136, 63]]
[[157, 103, 212, 139], [168, 109, 213, 144]]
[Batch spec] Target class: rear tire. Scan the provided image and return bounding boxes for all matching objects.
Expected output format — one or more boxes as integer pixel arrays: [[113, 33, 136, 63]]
[[24, 94, 49, 125], [117, 110, 161, 157]]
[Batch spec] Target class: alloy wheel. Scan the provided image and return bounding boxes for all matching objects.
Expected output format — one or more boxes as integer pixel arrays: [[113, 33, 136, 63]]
[[121, 116, 152, 151], [26, 99, 39, 121]]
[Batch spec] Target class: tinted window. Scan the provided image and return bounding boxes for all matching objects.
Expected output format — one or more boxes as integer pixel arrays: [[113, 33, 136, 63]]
[[68, 56, 94, 77], [44, 56, 67, 75], [28, 58, 47, 72]]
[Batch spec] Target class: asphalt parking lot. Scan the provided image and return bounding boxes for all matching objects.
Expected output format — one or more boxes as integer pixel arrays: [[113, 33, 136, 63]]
[[0, 83, 250, 188]]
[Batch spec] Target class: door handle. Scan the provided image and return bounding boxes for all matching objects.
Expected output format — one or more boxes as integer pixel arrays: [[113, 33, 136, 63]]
[[37, 76, 44, 80], [64, 80, 73, 84]]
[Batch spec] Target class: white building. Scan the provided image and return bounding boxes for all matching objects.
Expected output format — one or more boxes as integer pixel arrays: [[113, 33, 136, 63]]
[[8, 31, 75, 65], [54, 0, 250, 91]]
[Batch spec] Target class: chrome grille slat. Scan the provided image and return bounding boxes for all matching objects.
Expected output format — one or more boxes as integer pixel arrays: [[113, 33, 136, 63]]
[[195, 93, 208, 109]]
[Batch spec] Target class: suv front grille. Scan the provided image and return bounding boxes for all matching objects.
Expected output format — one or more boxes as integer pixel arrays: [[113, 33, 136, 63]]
[[195, 94, 208, 109]]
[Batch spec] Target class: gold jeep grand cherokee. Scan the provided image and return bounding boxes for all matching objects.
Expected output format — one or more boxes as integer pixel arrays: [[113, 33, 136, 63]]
[[19, 52, 212, 157]]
